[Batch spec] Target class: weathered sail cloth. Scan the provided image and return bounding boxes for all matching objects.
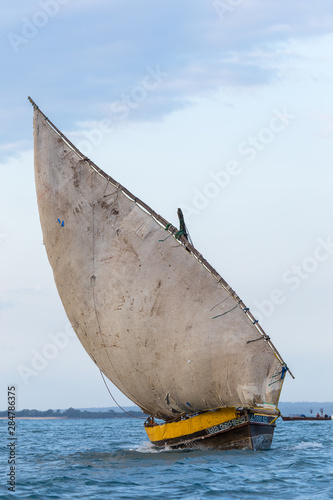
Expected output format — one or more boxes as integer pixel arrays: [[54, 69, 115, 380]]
[[33, 107, 286, 420]]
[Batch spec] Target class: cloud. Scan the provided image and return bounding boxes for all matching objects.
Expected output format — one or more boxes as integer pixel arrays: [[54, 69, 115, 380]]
[[1, 0, 333, 157]]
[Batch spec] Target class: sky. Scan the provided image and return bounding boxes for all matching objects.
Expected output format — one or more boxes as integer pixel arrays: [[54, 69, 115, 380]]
[[1, 0, 333, 411]]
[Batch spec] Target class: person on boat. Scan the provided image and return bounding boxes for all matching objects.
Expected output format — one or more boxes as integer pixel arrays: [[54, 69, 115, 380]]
[[177, 208, 189, 241], [177, 208, 192, 252]]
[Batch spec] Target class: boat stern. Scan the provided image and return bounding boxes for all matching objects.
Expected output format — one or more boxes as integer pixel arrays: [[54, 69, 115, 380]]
[[145, 406, 279, 451]]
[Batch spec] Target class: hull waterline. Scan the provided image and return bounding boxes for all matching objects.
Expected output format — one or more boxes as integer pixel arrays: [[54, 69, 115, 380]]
[[145, 407, 278, 451]]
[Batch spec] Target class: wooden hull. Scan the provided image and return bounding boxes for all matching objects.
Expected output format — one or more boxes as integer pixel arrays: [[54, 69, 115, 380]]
[[145, 407, 277, 451]]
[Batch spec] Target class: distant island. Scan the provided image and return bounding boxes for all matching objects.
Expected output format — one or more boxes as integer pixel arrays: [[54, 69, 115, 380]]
[[0, 407, 147, 419], [2, 403, 332, 420]]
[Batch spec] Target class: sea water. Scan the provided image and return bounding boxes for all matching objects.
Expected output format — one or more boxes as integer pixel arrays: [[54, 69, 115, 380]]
[[0, 417, 332, 499]]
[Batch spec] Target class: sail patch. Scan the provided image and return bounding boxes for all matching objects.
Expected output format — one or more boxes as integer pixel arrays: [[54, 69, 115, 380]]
[[56, 145, 71, 159], [120, 206, 158, 240]]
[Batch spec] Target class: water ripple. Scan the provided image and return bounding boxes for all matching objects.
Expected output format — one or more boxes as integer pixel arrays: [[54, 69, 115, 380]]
[[0, 418, 332, 499]]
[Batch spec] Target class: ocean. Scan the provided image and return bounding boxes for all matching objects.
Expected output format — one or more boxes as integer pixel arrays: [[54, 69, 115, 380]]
[[1, 416, 332, 499]]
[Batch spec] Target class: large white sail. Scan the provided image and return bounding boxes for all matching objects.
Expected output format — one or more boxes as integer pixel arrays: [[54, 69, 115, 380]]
[[33, 103, 288, 420]]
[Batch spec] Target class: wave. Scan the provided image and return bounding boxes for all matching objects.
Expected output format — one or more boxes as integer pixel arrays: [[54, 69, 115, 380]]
[[131, 441, 173, 453], [292, 441, 323, 450]]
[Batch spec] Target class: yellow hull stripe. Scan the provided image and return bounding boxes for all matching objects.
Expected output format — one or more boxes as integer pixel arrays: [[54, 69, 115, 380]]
[[145, 407, 238, 442]]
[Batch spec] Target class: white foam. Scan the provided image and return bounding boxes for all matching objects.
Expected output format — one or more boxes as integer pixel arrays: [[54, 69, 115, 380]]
[[292, 441, 323, 450], [130, 441, 173, 453]]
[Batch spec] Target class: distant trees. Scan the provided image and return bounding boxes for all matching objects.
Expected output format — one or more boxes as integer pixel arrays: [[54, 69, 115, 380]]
[[0, 408, 144, 419], [62, 408, 125, 419]]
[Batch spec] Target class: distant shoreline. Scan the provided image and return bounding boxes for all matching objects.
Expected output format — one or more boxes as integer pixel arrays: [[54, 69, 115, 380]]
[[1, 403, 332, 421], [0, 417, 68, 420], [0, 407, 146, 420]]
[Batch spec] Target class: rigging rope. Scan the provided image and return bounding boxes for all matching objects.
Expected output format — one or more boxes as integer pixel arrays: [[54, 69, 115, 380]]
[[247, 336, 270, 344], [184, 222, 193, 246], [212, 304, 238, 319], [268, 364, 288, 386], [99, 370, 146, 419]]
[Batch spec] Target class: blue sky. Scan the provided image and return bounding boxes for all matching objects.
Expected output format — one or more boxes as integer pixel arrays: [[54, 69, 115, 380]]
[[1, 0, 333, 410], [2, 0, 333, 155]]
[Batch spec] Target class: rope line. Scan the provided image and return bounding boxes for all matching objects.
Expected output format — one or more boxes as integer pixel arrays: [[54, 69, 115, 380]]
[[175, 229, 185, 240], [247, 336, 270, 344], [212, 304, 238, 319], [268, 364, 288, 386], [100, 370, 146, 419], [159, 235, 171, 242]]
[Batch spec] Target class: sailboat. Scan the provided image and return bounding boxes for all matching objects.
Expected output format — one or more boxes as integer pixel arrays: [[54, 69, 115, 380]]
[[30, 97, 293, 450]]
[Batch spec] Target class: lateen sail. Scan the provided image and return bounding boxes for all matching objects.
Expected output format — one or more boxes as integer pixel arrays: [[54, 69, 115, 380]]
[[32, 102, 289, 420]]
